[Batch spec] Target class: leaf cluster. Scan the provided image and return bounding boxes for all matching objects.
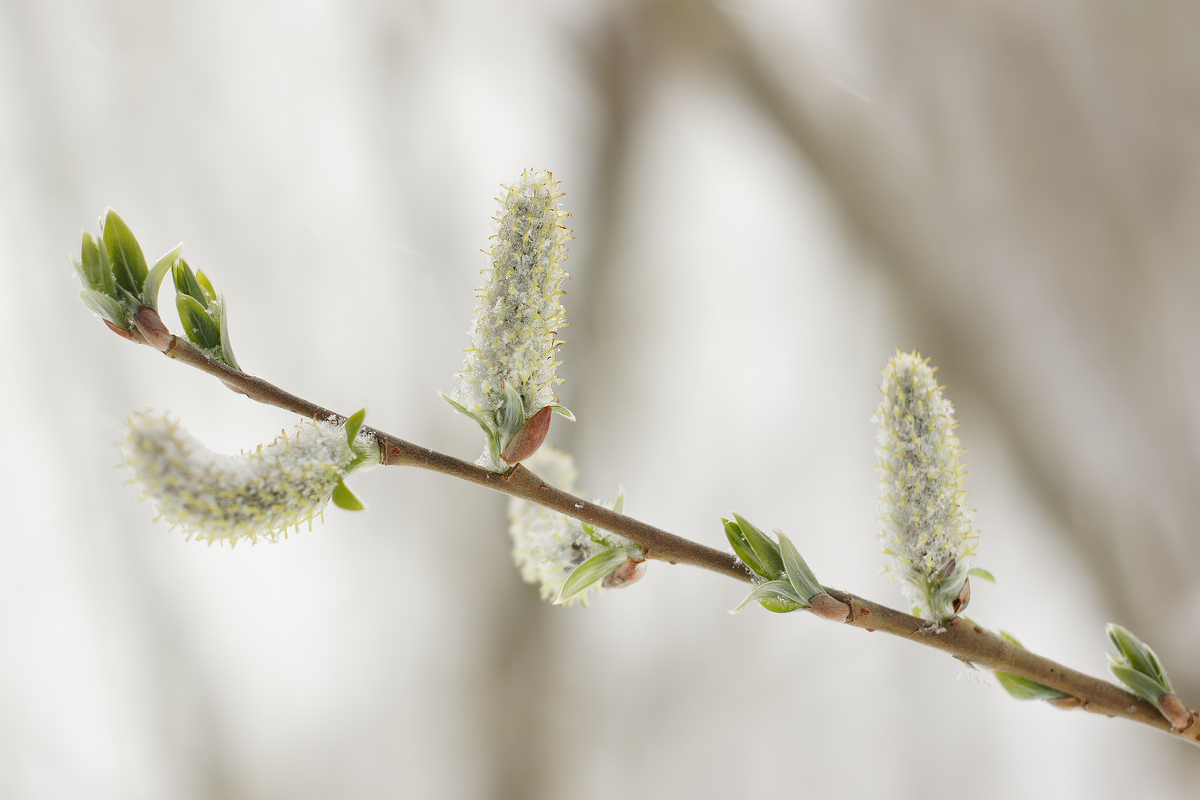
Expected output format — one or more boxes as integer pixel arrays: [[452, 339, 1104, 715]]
[[173, 259, 240, 369], [724, 514, 823, 614], [1107, 623, 1174, 704], [554, 491, 644, 605], [73, 209, 180, 336]]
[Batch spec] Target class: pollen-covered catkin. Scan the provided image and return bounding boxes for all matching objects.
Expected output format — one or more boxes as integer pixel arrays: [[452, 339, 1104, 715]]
[[874, 351, 976, 622], [455, 170, 570, 470], [123, 412, 376, 544]]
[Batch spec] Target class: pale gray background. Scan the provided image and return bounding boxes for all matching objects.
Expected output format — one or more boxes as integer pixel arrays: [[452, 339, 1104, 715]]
[[2, 0, 1198, 798]]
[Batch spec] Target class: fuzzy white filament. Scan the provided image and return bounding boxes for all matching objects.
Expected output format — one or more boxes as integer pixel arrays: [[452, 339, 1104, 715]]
[[874, 352, 976, 622], [123, 412, 376, 544], [456, 170, 570, 470], [507, 447, 622, 606]]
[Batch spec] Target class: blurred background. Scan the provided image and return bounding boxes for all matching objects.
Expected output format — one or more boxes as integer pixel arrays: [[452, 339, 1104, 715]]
[[2, 0, 1199, 797]]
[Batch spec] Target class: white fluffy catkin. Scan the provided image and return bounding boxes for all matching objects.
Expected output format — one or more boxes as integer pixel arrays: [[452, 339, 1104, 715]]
[[456, 170, 570, 469], [123, 412, 375, 544], [874, 352, 976, 622]]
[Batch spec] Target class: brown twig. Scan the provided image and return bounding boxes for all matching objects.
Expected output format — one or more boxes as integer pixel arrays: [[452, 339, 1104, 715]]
[[130, 312, 1200, 748]]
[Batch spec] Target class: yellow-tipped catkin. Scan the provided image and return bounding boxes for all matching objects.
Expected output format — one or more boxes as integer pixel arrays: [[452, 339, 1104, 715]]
[[455, 170, 570, 470], [123, 412, 377, 544], [874, 352, 976, 622]]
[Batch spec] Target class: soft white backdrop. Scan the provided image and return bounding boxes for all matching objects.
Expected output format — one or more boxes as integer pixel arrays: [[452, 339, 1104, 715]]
[[1, 1, 1197, 798]]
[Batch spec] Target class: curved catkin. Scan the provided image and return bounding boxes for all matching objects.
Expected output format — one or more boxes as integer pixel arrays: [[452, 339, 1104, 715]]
[[874, 351, 977, 622], [123, 412, 375, 544]]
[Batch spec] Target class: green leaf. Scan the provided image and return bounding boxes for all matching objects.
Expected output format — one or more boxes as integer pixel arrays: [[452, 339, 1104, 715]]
[[345, 408, 367, 446], [76, 232, 106, 292], [103, 210, 148, 295], [97, 224, 116, 294], [550, 404, 576, 422], [732, 514, 784, 579], [723, 518, 765, 577], [777, 532, 823, 602], [331, 478, 365, 511], [730, 579, 806, 614], [1107, 624, 1172, 690], [216, 294, 241, 370], [497, 382, 526, 452], [999, 631, 1024, 647], [968, 568, 996, 583], [173, 260, 207, 303], [195, 269, 218, 302], [439, 392, 500, 454], [176, 293, 221, 350], [1109, 665, 1168, 704], [143, 244, 182, 310], [555, 547, 637, 604], [994, 671, 1070, 701], [611, 489, 625, 516], [79, 290, 127, 328]]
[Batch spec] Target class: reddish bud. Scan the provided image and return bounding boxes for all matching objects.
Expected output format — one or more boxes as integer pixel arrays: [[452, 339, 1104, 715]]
[[501, 405, 553, 465], [1158, 692, 1193, 730], [601, 558, 646, 589], [103, 319, 132, 339], [133, 306, 174, 352], [808, 592, 851, 622], [951, 577, 972, 617]]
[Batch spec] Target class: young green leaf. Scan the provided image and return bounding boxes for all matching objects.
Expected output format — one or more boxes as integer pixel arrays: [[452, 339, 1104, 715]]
[[176, 293, 221, 350], [143, 244, 183, 310], [968, 567, 996, 583], [345, 409, 367, 446], [732, 514, 784, 579], [195, 270, 218, 303], [723, 518, 763, 576], [79, 290, 127, 328], [439, 392, 501, 456], [550, 405, 576, 421], [173, 260, 207, 304], [103, 210, 148, 295], [555, 547, 638, 605], [216, 294, 241, 370], [1109, 666, 1168, 704], [331, 479, 365, 511], [1107, 623, 1173, 693], [777, 532, 823, 601], [994, 671, 1071, 701], [730, 579, 806, 614], [76, 232, 107, 292]]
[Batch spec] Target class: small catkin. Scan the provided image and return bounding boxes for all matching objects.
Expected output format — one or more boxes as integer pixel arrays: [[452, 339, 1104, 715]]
[[874, 351, 976, 622], [507, 447, 626, 605]]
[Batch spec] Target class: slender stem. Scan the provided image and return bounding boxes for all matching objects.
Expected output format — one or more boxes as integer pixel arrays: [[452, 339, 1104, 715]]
[[138, 321, 1200, 748], [826, 590, 1197, 746]]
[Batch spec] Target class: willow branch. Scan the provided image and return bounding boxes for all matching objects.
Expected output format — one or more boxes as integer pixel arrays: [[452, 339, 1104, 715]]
[[131, 314, 1200, 748]]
